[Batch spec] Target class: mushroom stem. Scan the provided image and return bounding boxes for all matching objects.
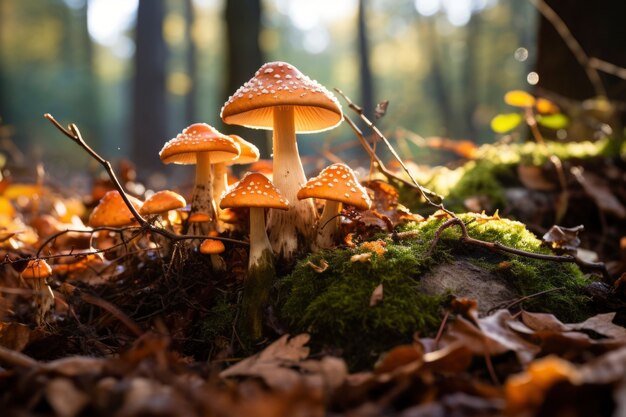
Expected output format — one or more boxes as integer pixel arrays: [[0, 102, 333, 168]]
[[212, 162, 230, 229], [315, 200, 342, 250], [29, 278, 54, 326], [189, 152, 217, 235], [243, 207, 275, 340], [267, 106, 317, 260]]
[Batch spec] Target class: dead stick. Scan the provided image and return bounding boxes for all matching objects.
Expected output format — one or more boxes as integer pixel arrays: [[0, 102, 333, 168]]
[[81, 293, 144, 337]]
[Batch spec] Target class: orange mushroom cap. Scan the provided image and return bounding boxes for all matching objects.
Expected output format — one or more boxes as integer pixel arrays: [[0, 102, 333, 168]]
[[140, 190, 186, 215], [220, 172, 288, 210], [21, 259, 53, 280], [297, 163, 372, 210], [89, 190, 143, 227], [188, 212, 212, 223], [199, 239, 225, 255], [220, 62, 343, 133], [226, 135, 260, 165], [159, 123, 240, 165]]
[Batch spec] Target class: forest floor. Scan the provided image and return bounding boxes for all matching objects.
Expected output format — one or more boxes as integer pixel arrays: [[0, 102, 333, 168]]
[[0, 109, 625, 417]]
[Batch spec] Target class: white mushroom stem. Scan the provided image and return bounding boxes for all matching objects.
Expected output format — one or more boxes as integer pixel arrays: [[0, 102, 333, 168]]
[[28, 278, 55, 326], [189, 152, 217, 235], [244, 207, 275, 339], [267, 106, 317, 260], [213, 162, 229, 205], [316, 200, 342, 250], [249, 207, 272, 268], [212, 162, 230, 229]]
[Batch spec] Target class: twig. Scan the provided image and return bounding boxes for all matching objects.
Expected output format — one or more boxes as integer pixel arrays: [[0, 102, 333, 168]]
[[428, 217, 609, 279], [335, 89, 452, 216], [489, 287, 565, 314], [589, 57, 626, 81], [81, 293, 144, 337], [529, 0, 606, 97]]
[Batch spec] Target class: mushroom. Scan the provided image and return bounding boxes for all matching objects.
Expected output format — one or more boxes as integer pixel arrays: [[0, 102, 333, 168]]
[[21, 259, 54, 325], [89, 190, 143, 228], [297, 163, 372, 250], [140, 190, 187, 252], [212, 134, 260, 226], [221, 61, 343, 261], [220, 172, 288, 339], [140, 190, 187, 218], [159, 123, 240, 235]]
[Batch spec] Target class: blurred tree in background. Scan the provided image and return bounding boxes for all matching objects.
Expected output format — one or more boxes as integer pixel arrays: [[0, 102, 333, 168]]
[[6, 0, 614, 182]]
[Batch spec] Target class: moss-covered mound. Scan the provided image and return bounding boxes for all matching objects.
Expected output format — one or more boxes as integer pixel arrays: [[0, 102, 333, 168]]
[[279, 213, 592, 368]]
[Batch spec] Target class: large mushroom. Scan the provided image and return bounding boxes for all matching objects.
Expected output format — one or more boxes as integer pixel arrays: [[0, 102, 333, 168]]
[[220, 172, 288, 339], [221, 62, 343, 261], [297, 163, 372, 249], [159, 123, 240, 235]]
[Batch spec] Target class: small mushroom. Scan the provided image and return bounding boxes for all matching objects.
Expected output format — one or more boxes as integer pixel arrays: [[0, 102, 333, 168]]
[[140, 190, 186, 217], [220, 172, 288, 339], [297, 163, 372, 250], [159, 123, 240, 235], [21, 259, 54, 325], [221, 61, 343, 261]]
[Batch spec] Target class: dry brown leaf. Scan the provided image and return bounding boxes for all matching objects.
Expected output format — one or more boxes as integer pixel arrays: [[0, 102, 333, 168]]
[[572, 166, 626, 219], [220, 334, 312, 390], [0, 322, 31, 352], [443, 310, 540, 364], [45, 378, 90, 417], [505, 356, 579, 414], [517, 164, 557, 191], [542, 224, 583, 252], [350, 253, 372, 263], [307, 259, 329, 273], [369, 283, 383, 307]]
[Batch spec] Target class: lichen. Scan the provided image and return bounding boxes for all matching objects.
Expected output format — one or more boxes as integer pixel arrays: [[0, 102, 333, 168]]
[[278, 213, 593, 368]]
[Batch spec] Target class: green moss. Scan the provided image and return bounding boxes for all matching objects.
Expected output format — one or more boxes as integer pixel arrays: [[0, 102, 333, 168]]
[[198, 296, 236, 341], [279, 213, 592, 368], [400, 138, 611, 212]]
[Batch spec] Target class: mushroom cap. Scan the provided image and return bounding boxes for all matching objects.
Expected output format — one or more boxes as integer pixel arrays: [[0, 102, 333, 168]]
[[188, 212, 211, 223], [220, 172, 288, 210], [226, 135, 260, 165], [199, 239, 225, 255], [140, 190, 186, 215], [297, 163, 372, 210], [159, 123, 241, 165], [221, 62, 343, 133], [89, 190, 143, 227], [21, 259, 53, 280]]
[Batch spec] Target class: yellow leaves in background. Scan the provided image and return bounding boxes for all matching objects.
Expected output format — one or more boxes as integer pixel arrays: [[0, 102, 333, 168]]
[[490, 113, 523, 133], [504, 90, 535, 108]]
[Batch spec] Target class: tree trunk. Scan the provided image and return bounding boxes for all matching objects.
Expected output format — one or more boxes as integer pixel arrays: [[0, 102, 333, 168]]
[[132, 0, 168, 173], [184, 0, 197, 125], [357, 0, 374, 120], [223, 0, 267, 156], [535, 0, 626, 126], [461, 13, 480, 139]]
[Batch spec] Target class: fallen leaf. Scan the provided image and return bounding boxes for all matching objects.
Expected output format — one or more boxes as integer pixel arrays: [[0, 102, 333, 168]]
[[542, 225, 583, 252], [306, 259, 328, 273], [505, 356, 579, 414], [374, 100, 390, 119], [369, 283, 383, 307], [572, 166, 626, 219], [0, 322, 31, 351], [45, 378, 90, 417], [351, 253, 372, 263], [517, 164, 557, 191]]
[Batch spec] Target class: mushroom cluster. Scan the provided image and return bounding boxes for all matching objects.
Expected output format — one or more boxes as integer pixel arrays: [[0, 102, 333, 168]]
[[159, 123, 240, 235], [221, 61, 343, 261]]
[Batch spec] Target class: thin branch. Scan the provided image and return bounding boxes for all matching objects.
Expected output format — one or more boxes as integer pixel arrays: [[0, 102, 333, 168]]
[[81, 293, 144, 337], [335, 89, 452, 216], [429, 217, 610, 280], [589, 57, 626, 81], [529, 0, 606, 97]]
